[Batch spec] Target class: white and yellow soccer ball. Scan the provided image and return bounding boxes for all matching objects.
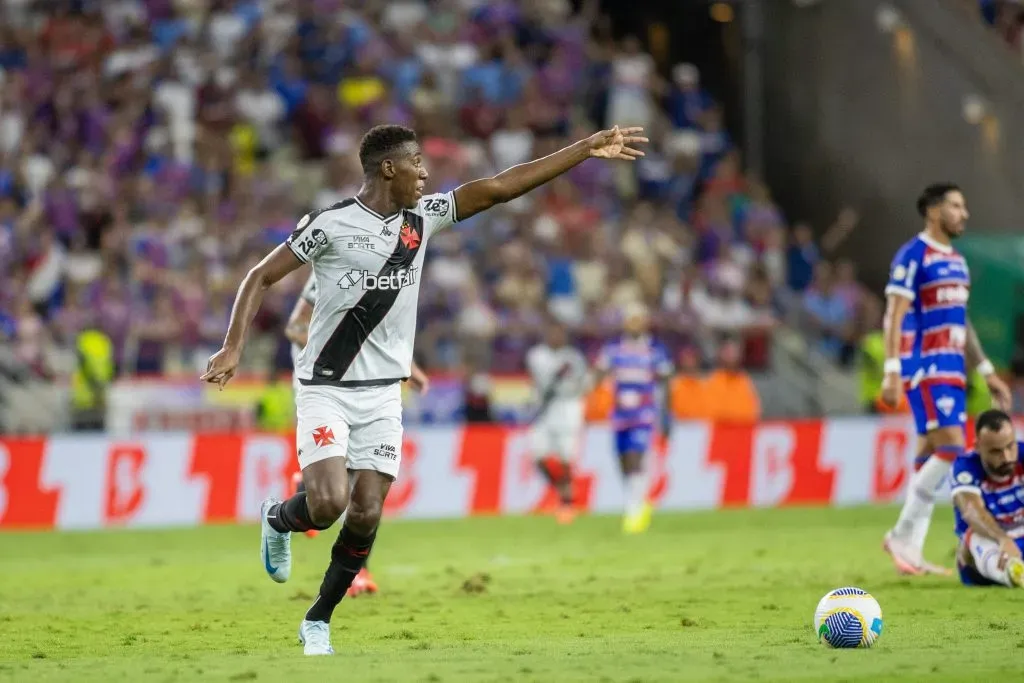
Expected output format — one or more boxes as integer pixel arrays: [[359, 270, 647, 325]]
[[813, 587, 883, 648]]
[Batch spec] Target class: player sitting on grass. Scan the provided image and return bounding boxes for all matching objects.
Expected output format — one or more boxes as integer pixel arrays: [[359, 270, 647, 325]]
[[951, 409, 1024, 587]]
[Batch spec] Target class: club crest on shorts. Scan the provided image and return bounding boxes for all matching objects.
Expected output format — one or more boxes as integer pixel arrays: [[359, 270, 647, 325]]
[[937, 396, 955, 417], [313, 426, 336, 447]]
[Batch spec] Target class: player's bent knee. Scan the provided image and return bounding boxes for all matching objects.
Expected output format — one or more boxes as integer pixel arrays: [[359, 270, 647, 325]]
[[343, 497, 383, 536], [306, 486, 349, 527], [299, 455, 351, 525]]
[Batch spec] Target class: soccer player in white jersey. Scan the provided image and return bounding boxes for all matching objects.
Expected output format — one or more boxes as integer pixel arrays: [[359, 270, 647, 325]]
[[201, 123, 647, 655], [525, 322, 590, 524], [282, 273, 429, 598]]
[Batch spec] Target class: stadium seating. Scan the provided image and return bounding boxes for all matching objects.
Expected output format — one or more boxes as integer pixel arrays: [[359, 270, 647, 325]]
[[0, 1, 868, 425]]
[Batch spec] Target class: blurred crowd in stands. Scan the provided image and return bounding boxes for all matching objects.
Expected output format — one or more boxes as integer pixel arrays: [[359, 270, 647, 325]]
[[0, 0, 876, 387]]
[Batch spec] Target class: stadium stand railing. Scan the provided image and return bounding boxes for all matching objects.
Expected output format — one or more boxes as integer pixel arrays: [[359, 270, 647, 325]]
[[753, 326, 859, 419]]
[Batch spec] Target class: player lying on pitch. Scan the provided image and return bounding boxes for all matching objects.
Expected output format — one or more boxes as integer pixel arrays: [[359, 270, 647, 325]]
[[951, 409, 1024, 587]]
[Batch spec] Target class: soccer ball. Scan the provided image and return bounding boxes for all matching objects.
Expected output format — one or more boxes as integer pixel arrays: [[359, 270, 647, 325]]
[[813, 587, 883, 648]]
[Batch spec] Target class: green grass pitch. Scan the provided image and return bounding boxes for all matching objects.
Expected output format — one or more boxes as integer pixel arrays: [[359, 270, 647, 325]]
[[1, 505, 1021, 682]]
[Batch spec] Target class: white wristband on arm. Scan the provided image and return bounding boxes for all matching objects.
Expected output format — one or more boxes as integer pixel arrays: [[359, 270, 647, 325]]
[[883, 359, 902, 375], [976, 359, 996, 377]]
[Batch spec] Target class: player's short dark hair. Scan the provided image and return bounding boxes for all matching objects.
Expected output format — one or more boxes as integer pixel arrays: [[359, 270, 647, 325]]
[[975, 409, 1012, 436], [358, 125, 418, 175], [916, 182, 961, 217]]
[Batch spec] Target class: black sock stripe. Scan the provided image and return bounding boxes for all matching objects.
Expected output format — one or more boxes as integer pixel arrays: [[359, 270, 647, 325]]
[[312, 212, 423, 382]]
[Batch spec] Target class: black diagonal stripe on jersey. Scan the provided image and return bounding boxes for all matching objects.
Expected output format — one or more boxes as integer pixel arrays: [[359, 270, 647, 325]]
[[309, 211, 424, 384]]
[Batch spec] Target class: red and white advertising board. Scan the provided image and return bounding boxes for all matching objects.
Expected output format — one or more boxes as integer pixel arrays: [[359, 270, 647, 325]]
[[0, 417, 985, 531]]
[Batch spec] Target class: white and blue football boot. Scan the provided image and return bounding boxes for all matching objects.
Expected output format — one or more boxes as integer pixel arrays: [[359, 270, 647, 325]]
[[298, 619, 334, 656], [260, 498, 291, 583]]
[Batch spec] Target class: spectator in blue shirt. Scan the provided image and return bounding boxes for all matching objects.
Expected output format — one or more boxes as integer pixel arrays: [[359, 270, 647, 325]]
[[666, 63, 713, 130], [269, 55, 308, 115], [803, 261, 854, 364], [787, 222, 819, 291]]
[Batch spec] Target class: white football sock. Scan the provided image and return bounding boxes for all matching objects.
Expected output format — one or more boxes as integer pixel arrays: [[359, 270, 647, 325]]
[[624, 471, 648, 517], [893, 457, 950, 549], [910, 504, 934, 553], [966, 534, 1014, 587]]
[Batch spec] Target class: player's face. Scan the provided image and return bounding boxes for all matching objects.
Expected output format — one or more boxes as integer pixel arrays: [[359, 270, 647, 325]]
[[978, 424, 1018, 478], [936, 190, 969, 239], [390, 142, 428, 209]]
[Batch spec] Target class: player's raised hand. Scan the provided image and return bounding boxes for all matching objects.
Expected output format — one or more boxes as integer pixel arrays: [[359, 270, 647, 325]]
[[201, 346, 242, 390], [586, 126, 648, 161], [986, 374, 1013, 412]]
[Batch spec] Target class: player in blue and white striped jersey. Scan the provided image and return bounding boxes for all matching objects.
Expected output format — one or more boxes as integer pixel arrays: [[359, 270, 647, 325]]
[[951, 409, 1024, 587], [881, 183, 1011, 576], [592, 302, 673, 534]]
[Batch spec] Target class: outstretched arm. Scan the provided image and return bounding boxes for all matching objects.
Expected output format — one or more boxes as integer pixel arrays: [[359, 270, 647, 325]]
[[453, 126, 647, 221], [820, 207, 859, 255]]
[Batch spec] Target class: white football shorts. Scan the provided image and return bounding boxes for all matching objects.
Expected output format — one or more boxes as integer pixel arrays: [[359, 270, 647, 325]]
[[294, 383, 403, 479]]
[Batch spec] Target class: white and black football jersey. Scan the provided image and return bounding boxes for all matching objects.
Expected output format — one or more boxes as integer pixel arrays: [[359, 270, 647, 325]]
[[286, 192, 458, 386], [525, 344, 590, 401]]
